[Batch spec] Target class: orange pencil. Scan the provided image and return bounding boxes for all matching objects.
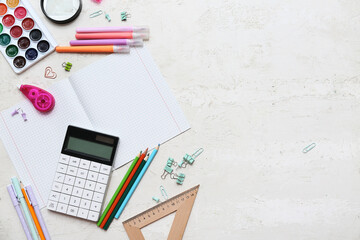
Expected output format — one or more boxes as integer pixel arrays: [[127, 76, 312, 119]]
[[21, 182, 45, 240], [99, 148, 148, 228], [55, 45, 130, 53]]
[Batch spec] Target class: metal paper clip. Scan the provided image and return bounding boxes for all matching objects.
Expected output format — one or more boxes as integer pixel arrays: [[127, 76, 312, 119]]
[[179, 148, 204, 168], [160, 185, 168, 200], [90, 10, 103, 18], [303, 143, 316, 153]]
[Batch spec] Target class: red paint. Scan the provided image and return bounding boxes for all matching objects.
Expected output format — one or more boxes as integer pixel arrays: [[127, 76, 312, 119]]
[[0, 3, 7, 16], [21, 18, 34, 30], [2, 14, 15, 27], [14, 6, 26, 19], [10, 25, 22, 38]]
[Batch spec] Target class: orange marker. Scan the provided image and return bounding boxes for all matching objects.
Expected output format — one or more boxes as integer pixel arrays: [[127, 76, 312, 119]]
[[56, 45, 130, 53], [21, 182, 45, 240], [75, 32, 149, 40]]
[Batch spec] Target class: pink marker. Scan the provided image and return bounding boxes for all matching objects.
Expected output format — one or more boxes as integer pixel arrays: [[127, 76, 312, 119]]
[[70, 39, 143, 46], [76, 26, 149, 33], [75, 32, 149, 40], [18, 84, 55, 112]]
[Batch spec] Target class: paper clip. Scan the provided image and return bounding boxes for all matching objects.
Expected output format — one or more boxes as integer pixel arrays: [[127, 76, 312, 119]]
[[105, 12, 111, 22], [179, 148, 204, 168], [62, 62, 72, 72], [160, 185, 168, 200], [161, 158, 177, 179], [303, 143, 316, 153], [89, 10, 103, 18], [121, 11, 131, 21]]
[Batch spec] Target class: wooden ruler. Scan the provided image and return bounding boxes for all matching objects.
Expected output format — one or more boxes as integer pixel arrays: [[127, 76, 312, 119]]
[[123, 185, 200, 240]]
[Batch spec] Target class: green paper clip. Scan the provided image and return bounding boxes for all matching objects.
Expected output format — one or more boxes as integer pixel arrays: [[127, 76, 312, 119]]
[[160, 185, 168, 199], [89, 10, 103, 18], [303, 143, 316, 153], [62, 62, 72, 72]]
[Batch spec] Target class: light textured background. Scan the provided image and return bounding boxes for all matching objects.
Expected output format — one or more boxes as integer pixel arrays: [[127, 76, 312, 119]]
[[1, 0, 360, 239]]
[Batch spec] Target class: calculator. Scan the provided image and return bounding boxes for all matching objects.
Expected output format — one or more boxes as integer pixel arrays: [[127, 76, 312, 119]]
[[47, 126, 119, 221]]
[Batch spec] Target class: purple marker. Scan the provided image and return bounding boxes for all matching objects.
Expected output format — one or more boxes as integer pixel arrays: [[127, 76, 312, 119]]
[[76, 26, 149, 33], [26, 185, 51, 240], [7, 185, 32, 240], [70, 39, 143, 47]]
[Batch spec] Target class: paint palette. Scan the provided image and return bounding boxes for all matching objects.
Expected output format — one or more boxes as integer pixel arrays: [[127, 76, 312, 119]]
[[0, 0, 56, 74]]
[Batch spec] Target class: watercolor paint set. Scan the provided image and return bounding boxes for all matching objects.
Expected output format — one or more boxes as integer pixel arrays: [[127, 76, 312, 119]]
[[0, 0, 56, 74]]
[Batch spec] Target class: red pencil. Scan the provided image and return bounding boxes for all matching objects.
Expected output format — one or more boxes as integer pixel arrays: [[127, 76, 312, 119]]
[[100, 148, 148, 228]]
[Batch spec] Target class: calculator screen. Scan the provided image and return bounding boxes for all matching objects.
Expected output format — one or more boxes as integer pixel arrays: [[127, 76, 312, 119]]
[[66, 137, 113, 161]]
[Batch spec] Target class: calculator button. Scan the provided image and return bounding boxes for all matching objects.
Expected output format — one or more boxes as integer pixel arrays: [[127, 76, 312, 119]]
[[57, 163, 68, 174], [97, 174, 109, 184], [74, 177, 86, 188], [72, 187, 83, 198], [67, 206, 79, 216], [90, 201, 101, 212], [87, 171, 98, 181], [56, 203, 68, 213], [59, 154, 70, 164], [100, 164, 111, 175], [47, 201, 57, 211], [79, 159, 91, 169], [87, 211, 99, 221], [52, 182, 63, 192], [95, 183, 106, 193], [77, 168, 88, 179], [69, 157, 80, 167], [92, 192, 104, 203], [77, 208, 89, 219], [89, 162, 101, 172], [80, 199, 91, 209], [69, 196, 81, 207], [61, 184, 73, 195], [64, 175, 75, 185], [82, 189, 94, 200], [59, 193, 70, 204], [54, 172, 65, 183], [66, 166, 78, 176], [49, 191, 60, 201], [85, 180, 96, 191]]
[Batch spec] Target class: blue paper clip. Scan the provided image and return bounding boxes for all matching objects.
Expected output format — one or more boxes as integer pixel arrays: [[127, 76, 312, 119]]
[[89, 10, 103, 18], [303, 143, 316, 153]]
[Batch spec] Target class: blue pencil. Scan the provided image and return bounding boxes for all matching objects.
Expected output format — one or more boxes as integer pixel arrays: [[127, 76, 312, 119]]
[[115, 144, 160, 219]]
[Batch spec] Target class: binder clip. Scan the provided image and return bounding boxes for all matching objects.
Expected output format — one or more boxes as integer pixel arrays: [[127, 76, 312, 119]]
[[172, 173, 185, 185], [121, 11, 131, 21], [161, 158, 177, 179], [178, 148, 204, 168], [62, 62, 72, 72]]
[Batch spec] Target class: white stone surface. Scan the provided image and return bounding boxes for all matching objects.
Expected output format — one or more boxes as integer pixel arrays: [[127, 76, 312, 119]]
[[1, 0, 360, 239]]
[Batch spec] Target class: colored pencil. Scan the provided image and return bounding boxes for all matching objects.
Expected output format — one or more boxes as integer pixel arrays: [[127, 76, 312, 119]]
[[115, 145, 159, 219], [75, 32, 149, 40], [21, 182, 45, 240], [76, 26, 149, 33], [97, 152, 141, 226], [99, 148, 148, 228], [55, 45, 130, 53], [103, 156, 148, 230]]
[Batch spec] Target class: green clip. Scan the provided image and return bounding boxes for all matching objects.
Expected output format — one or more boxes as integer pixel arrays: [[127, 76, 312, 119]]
[[164, 165, 173, 174], [176, 173, 185, 185], [105, 12, 111, 22], [152, 196, 160, 203], [121, 11, 130, 21], [62, 62, 72, 72], [180, 148, 204, 168]]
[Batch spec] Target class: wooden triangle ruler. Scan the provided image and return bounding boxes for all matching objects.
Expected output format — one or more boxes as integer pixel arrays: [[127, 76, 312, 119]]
[[123, 185, 200, 240]]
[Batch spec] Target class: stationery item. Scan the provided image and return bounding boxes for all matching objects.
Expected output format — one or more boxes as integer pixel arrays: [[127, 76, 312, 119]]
[[7, 185, 32, 240], [161, 158, 176, 179], [62, 62, 72, 71], [44, 66, 57, 79], [115, 145, 160, 219], [303, 143, 316, 153], [55, 45, 130, 53], [11, 177, 38, 240], [0, 47, 190, 208], [152, 196, 160, 203], [123, 185, 200, 240], [21, 183, 45, 240], [99, 149, 148, 228], [75, 32, 149, 40], [26, 185, 51, 240], [69, 39, 143, 47], [104, 12, 110, 22], [18, 84, 55, 112], [47, 126, 119, 222], [174, 173, 185, 185], [11, 107, 27, 121], [40, 0, 82, 24], [89, 10, 103, 18], [160, 185, 168, 199], [0, 0, 56, 73], [178, 148, 204, 168], [11, 108, 20, 116], [121, 12, 130, 21], [97, 152, 140, 227], [102, 156, 147, 230], [76, 26, 149, 33]]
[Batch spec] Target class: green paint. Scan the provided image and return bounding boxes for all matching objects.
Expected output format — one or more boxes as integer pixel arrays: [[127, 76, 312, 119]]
[[6, 45, 18, 57], [0, 33, 10, 46], [0, 23, 3, 34]]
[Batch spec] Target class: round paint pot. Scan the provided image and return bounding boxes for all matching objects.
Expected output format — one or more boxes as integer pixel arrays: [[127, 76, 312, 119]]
[[18, 36, 30, 49], [2, 14, 15, 27], [0, 33, 11, 46], [29, 29, 42, 41], [0, 3, 7, 16], [25, 48, 38, 60], [10, 25, 22, 38], [22, 18, 34, 30], [13, 56, 26, 68], [14, 6, 26, 19], [6, 45, 18, 57], [37, 40, 49, 52], [6, 0, 19, 8]]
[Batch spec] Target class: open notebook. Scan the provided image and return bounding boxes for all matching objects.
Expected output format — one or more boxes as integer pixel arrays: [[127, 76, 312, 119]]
[[0, 47, 190, 208]]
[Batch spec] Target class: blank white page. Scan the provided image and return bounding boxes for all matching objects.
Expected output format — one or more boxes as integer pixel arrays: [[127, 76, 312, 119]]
[[0, 79, 93, 208], [69, 47, 190, 169]]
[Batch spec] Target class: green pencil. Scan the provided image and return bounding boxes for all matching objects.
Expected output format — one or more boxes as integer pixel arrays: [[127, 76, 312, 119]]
[[97, 152, 141, 226]]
